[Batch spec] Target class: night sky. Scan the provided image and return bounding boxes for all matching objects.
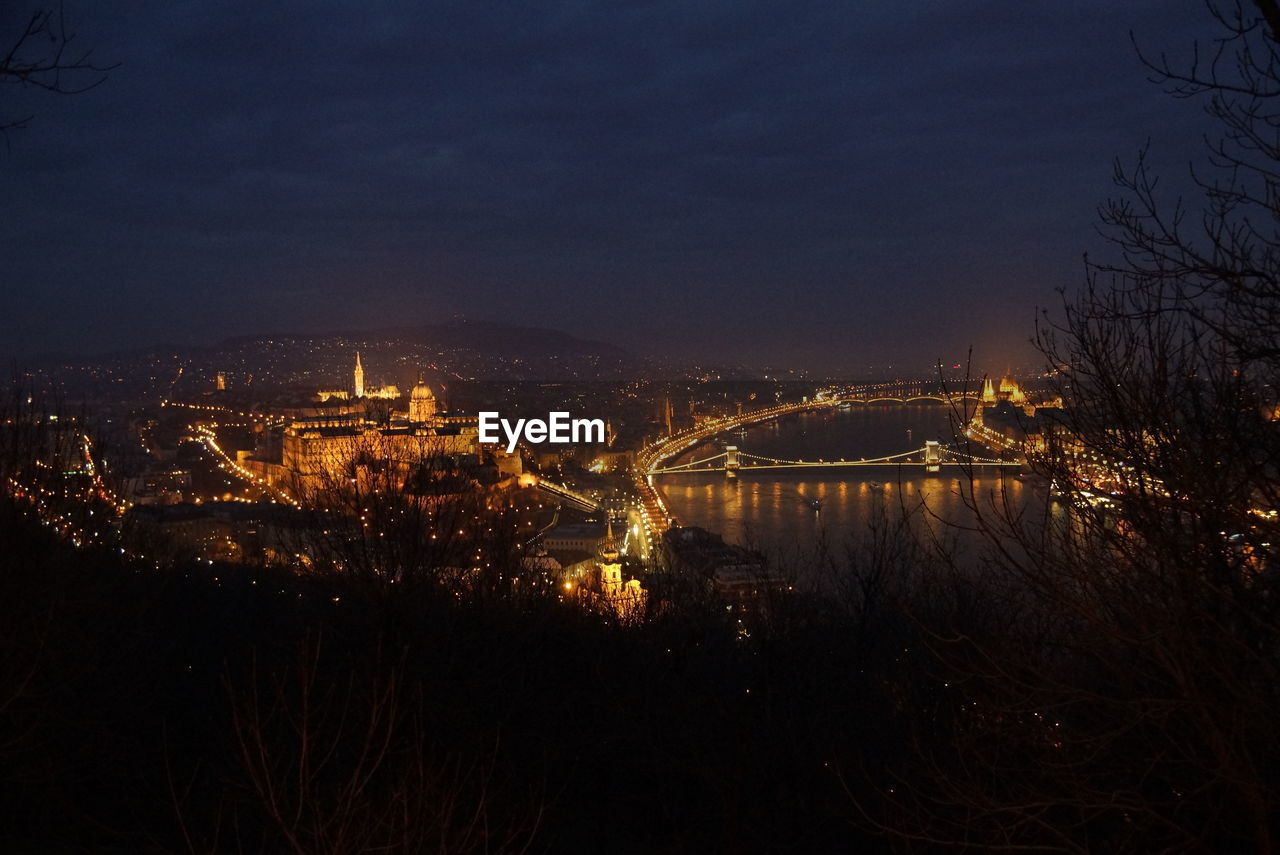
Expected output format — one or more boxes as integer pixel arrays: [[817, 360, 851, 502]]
[[2, 1, 1212, 372]]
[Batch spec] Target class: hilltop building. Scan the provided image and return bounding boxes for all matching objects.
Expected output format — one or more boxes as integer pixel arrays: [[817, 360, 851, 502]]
[[279, 415, 477, 482], [240, 353, 485, 487]]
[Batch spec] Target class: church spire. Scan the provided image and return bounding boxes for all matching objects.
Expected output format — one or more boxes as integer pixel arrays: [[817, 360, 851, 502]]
[[600, 518, 621, 594], [602, 518, 619, 563], [354, 351, 365, 398]]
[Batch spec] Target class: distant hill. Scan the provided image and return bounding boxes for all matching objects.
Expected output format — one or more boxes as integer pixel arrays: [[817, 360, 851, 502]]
[[25, 318, 715, 400], [215, 317, 631, 361]]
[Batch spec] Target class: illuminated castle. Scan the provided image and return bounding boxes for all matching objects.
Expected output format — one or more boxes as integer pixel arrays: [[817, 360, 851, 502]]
[[276, 421, 477, 490], [281, 353, 479, 485], [315, 354, 445, 428]]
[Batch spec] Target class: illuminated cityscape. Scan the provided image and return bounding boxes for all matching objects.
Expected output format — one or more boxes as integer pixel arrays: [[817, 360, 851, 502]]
[[2, 2, 1278, 852]]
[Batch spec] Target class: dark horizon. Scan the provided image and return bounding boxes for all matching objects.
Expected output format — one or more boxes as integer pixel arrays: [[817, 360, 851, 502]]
[[4, 2, 1210, 372]]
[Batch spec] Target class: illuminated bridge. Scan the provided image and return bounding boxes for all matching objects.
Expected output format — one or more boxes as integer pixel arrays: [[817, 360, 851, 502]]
[[633, 384, 999, 533], [647, 441, 1018, 475]]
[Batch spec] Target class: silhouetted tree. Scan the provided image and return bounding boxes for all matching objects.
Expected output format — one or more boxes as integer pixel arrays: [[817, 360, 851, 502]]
[[1, 3, 115, 142], [857, 3, 1280, 851], [216, 634, 542, 855]]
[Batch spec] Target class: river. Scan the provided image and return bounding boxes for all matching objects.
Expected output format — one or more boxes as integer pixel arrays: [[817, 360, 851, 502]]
[[653, 403, 1039, 563]]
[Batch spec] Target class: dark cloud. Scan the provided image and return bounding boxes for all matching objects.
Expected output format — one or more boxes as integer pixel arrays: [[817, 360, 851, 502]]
[[1, 0, 1213, 370]]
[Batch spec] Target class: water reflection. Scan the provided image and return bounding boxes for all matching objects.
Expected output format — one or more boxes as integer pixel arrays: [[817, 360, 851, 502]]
[[654, 405, 1039, 558]]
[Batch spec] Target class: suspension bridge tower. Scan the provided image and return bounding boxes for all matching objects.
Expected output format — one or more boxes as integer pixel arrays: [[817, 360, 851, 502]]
[[924, 440, 941, 473], [724, 445, 741, 477]]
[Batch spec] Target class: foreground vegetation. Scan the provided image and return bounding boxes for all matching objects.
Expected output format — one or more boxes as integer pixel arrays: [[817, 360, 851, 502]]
[[1, 469, 1276, 853]]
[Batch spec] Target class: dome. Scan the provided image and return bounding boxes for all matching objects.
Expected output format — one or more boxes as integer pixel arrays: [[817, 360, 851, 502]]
[[410, 378, 435, 401], [408, 374, 439, 424]]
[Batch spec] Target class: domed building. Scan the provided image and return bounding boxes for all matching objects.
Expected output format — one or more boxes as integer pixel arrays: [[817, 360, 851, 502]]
[[408, 375, 438, 424], [999, 374, 1026, 405], [980, 372, 1027, 406]]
